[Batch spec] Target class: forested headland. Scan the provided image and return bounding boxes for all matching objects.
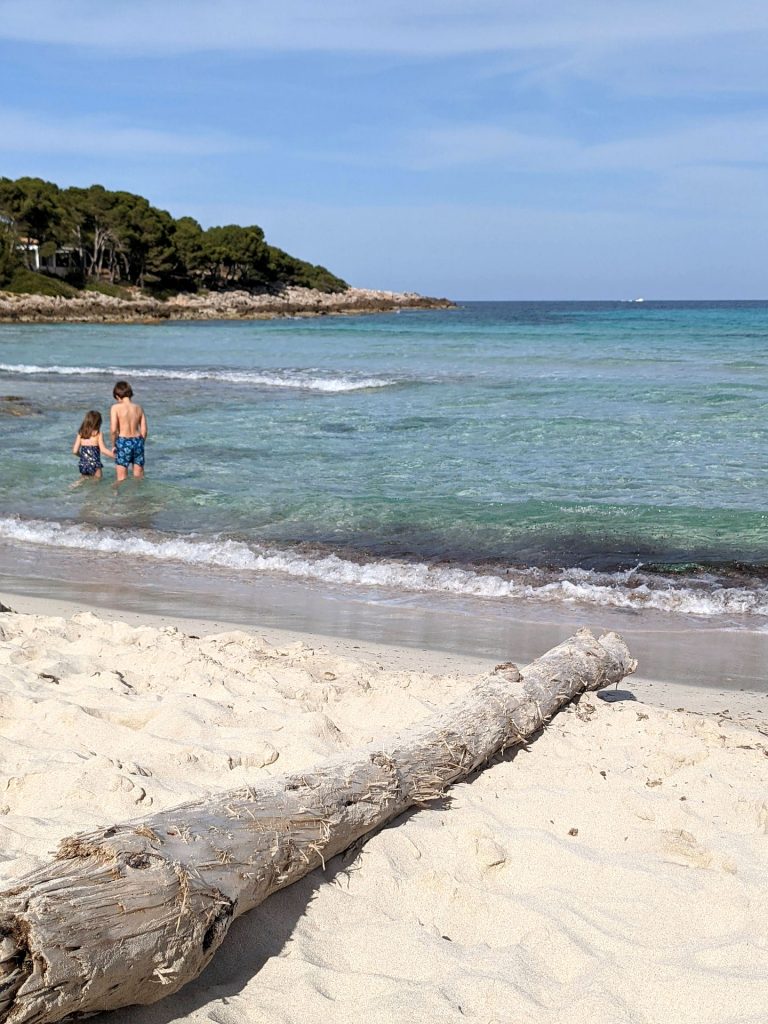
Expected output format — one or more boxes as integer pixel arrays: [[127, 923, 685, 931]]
[[0, 176, 348, 297]]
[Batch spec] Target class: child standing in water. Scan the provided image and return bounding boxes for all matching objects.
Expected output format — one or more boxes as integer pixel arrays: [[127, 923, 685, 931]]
[[72, 410, 114, 482], [110, 380, 148, 484]]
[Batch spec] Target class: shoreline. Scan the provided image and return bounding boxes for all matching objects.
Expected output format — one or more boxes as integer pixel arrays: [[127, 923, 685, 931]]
[[2, 537, 767, 722], [3, 588, 766, 724], [0, 285, 455, 324]]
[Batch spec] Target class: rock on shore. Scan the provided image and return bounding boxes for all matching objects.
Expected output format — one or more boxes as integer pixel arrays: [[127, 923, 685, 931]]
[[0, 286, 454, 324]]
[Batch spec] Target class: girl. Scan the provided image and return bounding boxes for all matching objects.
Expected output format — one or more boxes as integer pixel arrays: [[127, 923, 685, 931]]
[[72, 410, 114, 482]]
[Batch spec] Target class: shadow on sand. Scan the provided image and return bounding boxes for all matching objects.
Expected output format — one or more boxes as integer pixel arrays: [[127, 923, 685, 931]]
[[89, 740, 534, 1024], [91, 854, 346, 1024]]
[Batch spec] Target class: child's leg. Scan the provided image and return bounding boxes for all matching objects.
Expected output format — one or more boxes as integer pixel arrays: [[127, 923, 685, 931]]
[[94, 469, 102, 480], [132, 465, 144, 479], [115, 465, 128, 485]]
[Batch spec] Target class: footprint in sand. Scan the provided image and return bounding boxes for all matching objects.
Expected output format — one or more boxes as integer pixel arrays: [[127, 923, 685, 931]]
[[659, 829, 736, 873]]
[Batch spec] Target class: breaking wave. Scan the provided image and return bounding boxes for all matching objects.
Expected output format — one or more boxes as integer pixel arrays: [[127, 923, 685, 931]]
[[2, 516, 767, 620], [0, 363, 397, 392]]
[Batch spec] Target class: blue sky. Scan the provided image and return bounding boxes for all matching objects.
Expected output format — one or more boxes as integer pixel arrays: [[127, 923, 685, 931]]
[[1, 1, 767, 298]]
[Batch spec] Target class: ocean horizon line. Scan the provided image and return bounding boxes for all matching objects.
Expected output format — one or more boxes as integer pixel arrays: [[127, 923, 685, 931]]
[[450, 296, 768, 303]]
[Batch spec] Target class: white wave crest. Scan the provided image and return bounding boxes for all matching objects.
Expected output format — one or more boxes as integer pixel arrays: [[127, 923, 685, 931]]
[[0, 363, 396, 392], [2, 517, 767, 619]]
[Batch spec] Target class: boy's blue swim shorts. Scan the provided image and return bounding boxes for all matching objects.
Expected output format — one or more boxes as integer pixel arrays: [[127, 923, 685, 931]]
[[115, 436, 145, 468]]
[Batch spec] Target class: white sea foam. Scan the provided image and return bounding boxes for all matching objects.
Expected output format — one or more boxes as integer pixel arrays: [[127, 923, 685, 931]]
[[2, 517, 767, 620], [0, 363, 396, 392]]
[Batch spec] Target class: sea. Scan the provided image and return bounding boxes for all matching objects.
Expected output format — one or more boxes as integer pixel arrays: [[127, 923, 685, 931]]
[[1, 300, 767, 654]]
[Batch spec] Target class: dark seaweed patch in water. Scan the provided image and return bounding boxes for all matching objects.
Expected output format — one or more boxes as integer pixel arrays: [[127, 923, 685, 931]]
[[0, 395, 42, 417], [318, 421, 357, 433], [266, 528, 768, 589], [386, 415, 454, 432], [643, 560, 768, 583]]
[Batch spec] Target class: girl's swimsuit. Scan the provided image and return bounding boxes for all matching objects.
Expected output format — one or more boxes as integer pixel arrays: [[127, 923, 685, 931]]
[[78, 443, 102, 476]]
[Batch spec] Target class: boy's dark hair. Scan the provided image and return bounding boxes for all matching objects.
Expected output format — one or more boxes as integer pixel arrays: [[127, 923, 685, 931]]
[[79, 410, 102, 438], [113, 380, 133, 400]]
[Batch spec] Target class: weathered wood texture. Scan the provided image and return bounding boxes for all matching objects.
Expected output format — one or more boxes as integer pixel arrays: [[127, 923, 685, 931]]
[[0, 628, 635, 1024]]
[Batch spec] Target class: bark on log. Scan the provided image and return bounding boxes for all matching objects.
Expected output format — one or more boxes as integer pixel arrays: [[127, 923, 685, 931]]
[[0, 628, 635, 1024]]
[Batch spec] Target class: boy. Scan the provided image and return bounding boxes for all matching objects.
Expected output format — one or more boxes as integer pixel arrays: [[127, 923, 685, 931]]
[[110, 380, 148, 484]]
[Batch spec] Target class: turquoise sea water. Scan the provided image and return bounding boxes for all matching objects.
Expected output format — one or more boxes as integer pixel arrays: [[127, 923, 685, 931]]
[[1, 301, 767, 622]]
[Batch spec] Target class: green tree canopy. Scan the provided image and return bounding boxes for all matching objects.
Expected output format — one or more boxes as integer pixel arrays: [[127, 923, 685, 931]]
[[0, 176, 348, 293]]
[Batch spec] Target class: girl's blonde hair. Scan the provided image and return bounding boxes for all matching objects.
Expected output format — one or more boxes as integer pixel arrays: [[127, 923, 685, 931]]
[[79, 410, 102, 438]]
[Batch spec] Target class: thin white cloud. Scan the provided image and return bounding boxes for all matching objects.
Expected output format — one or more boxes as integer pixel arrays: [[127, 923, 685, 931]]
[[525, 35, 768, 97], [1, 1, 767, 55], [400, 114, 768, 173], [0, 108, 256, 157]]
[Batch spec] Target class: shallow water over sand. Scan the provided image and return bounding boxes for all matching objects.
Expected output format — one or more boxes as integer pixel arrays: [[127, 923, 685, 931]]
[[1, 301, 767, 624]]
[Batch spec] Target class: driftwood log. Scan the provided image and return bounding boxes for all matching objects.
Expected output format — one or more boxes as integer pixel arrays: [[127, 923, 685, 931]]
[[0, 628, 635, 1024]]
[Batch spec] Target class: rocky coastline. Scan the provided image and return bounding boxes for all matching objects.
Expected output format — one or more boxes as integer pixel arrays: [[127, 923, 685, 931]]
[[0, 285, 454, 324]]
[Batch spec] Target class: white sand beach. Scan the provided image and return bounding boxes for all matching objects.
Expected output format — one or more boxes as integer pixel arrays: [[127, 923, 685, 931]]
[[0, 602, 766, 1024]]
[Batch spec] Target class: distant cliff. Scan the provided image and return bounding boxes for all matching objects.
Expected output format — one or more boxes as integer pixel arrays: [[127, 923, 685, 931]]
[[0, 285, 455, 323]]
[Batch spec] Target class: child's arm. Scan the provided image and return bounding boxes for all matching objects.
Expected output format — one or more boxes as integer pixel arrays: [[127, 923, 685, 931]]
[[72, 434, 81, 456], [98, 432, 114, 458], [139, 408, 148, 440], [109, 404, 119, 447]]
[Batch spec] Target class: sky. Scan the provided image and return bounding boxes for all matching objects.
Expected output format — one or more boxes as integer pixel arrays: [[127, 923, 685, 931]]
[[0, 1, 767, 299]]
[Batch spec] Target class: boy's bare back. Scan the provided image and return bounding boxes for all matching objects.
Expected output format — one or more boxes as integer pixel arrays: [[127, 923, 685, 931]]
[[110, 399, 147, 441]]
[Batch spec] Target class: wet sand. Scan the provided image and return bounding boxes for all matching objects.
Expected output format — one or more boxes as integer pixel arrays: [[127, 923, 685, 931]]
[[1, 538, 766, 719]]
